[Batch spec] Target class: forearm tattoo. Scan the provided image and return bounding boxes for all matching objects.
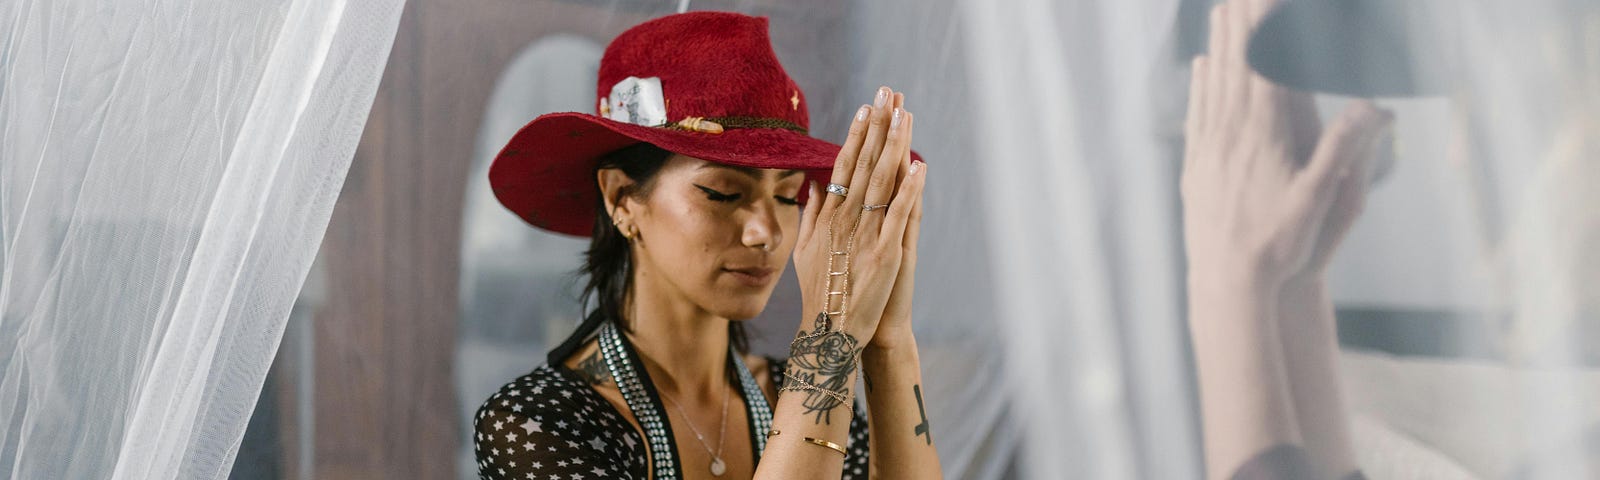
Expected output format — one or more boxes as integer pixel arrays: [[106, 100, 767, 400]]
[[786, 312, 863, 425], [574, 351, 612, 385], [913, 384, 933, 445]]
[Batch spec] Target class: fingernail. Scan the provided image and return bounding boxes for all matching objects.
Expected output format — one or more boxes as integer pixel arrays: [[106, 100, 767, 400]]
[[891, 108, 903, 128], [855, 105, 869, 122], [874, 87, 890, 108], [909, 160, 922, 175]]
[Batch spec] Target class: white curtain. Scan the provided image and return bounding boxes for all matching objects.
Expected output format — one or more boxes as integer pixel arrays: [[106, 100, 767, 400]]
[[0, 1, 404, 478], [1326, 3, 1600, 479], [960, 0, 1200, 478]]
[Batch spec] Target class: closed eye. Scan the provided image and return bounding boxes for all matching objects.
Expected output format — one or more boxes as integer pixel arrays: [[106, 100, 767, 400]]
[[694, 184, 742, 202], [775, 195, 800, 206]]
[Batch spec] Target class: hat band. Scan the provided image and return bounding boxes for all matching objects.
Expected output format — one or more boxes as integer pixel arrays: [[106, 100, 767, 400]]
[[663, 116, 808, 135]]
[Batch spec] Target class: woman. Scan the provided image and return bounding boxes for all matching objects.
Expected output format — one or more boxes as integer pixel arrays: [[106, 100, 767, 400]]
[[474, 12, 943, 479]]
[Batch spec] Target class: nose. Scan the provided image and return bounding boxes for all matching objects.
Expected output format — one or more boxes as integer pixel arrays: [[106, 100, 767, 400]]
[[741, 203, 782, 253]]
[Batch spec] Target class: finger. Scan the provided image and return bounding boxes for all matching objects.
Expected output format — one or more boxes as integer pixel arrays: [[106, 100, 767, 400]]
[[821, 104, 872, 222], [859, 109, 912, 241], [1322, 154, 1371, 242], [1227, 0, 1249, 68], [1207, 2, 1227, 60], [1296, 101, 1390, 218], [1203, 2, 1228, 68], [1185, 56, 1209, 162], [853, 88, 895, 190], [798, 181, 823, 245], [1216, 4, 1251, 154], [901, 170, 924, 256], [842, 87, 896, 223], [893, 93, 912, 193], [892, 176, 924, 305], [881, 158, 926, 249]]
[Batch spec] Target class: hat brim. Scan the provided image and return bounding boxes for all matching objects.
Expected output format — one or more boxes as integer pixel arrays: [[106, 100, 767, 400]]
[[1247, 0, 1458, 97], [490, 112, 921, 237]]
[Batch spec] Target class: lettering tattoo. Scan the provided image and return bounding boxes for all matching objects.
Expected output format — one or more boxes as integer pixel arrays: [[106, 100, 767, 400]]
[[574, 351, 612, 385], [913, 384, 932, 445], [787, 312, 863, 425]]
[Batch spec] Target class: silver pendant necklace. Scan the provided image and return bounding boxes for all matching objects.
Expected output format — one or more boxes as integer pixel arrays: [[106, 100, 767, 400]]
[[598, 321, 773, 479], [658, 380, 730, 476]]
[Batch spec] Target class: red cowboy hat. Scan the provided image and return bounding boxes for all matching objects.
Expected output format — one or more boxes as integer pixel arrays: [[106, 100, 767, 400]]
[[489, 11, 920, 237]]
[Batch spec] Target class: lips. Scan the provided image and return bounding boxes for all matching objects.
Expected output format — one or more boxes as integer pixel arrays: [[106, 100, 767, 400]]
[[722, 266, 778, 287]]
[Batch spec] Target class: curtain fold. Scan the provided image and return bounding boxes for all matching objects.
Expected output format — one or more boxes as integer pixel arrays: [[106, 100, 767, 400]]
[[958, 0, 1199, 477], [0, 1, 404, 478]]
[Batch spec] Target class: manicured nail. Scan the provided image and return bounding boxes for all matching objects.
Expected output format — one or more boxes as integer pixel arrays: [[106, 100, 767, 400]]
[[909, 160, 922, 175], [891, 108, 903, 128], [855, 105, 869, 122], [874, 87, 890, 108]]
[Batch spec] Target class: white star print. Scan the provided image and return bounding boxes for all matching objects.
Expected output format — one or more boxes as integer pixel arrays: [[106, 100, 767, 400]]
[[478, 362, 872, 479]]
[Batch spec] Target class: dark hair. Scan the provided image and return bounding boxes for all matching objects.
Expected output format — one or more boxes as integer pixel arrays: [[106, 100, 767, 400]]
[[548, 143, 751, 365]]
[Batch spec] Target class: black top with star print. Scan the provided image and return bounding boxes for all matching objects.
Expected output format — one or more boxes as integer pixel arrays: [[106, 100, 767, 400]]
[[474, 358, 871, 479]]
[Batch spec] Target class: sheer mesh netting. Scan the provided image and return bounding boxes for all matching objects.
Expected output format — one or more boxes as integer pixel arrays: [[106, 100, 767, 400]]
[[0, 1, 403, 478]]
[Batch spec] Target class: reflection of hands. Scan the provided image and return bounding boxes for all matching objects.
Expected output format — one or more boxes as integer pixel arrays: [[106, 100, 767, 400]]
[[1182, 0, 1393, 290], [793, 86, 926, 349]]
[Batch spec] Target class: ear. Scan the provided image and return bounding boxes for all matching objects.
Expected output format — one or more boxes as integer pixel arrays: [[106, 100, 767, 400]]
[[597, 168, 638, 222]]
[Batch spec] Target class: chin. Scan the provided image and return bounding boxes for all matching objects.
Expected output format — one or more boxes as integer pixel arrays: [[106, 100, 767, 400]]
[[709, 294, 772, 321]]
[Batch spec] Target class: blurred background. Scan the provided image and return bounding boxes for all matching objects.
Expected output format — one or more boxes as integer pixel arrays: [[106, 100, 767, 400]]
[[3, 0, 1597, 479]]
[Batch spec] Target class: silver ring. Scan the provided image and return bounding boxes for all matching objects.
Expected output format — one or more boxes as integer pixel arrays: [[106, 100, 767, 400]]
[[825, 183, 849, 196], [862, 204, 889, 212]]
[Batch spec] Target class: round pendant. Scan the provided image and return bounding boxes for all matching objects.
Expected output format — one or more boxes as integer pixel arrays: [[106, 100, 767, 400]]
[[710, 457, 727, 476]]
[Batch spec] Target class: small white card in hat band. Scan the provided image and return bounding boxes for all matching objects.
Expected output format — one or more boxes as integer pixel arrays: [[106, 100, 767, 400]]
[[602, 76, 668, 127]]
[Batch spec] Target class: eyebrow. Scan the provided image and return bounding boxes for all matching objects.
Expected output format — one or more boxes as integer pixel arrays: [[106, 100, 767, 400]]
[[699, 163, 805, 180]]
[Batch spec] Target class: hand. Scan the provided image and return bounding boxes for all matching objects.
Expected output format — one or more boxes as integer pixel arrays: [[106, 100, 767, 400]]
[[870, 92, 925, 352], [1182, 0, 1393, 292], [794, 86, 925, 353]]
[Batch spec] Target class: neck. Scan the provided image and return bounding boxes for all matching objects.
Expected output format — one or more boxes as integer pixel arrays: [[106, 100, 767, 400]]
[[622, 264, 733, 404]]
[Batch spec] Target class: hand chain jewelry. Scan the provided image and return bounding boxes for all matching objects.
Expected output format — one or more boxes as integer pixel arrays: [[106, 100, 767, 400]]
[[817, 205, 860, 334], [779, 371, 854, 417], [791, 204, 862, 358]]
